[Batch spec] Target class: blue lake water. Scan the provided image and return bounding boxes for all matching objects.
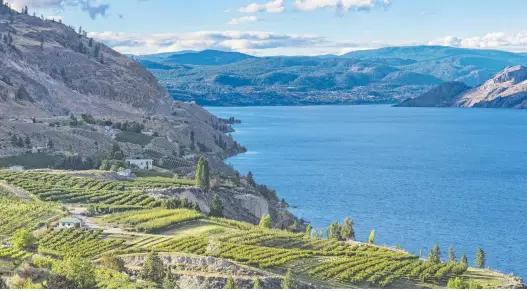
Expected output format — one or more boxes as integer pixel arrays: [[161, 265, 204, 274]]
[[207, 105, 527, 279]]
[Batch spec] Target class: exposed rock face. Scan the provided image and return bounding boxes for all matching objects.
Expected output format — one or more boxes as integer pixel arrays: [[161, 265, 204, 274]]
[[0, 12, 171, 117], [456, 65, 527, 108], [396, 81, 470, 107], [397, 66, 527, 109]]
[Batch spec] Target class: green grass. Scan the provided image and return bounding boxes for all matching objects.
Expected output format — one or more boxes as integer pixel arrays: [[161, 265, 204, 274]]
[[136, 176, 196, 186], [115, 131, 154, 146], [0, 153, 61, 169]]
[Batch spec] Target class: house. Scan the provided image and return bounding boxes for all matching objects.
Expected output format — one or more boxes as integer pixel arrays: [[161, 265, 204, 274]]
[[8, 165, 24, 171], [141, 130, 155, 136], [58, 218, 83, 229], [126, 158, 153, 170], [117, 169, 133, 177], [32, 146, 48, 154]]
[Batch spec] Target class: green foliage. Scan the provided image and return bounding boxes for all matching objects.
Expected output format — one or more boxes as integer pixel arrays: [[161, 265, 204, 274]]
[[38, 229, 123, 258], [253, 278, 262, 289], [475, 248, 485, 268], [368, 229, 375, 244], [305, 224, 313, 236], [115, 131, 153, 146], [195, 156, 210, 188], [46, 274, 76, 289], [448, 246, 456, 262], [162, 267, 176, 289], [282, 269, 295, 289], [259, 215, 272, 229], [428, 244, 441, 264], [52, 255, 96, 289], [247, 171, 256, 187], [461, 254, 468, 265], [0, 153, 62, 169], [0, 197, 61, 236], [100, 254, 126, 272], [327, 217, 355, 241], [103, 208, 203, 233], [0, 245, 33, 261], [11, 229, 36, 250], [447, 277, 483, 289], [224, 276, 235, 289], [141, 252, 165, 286], [209, 194, 224, 218]]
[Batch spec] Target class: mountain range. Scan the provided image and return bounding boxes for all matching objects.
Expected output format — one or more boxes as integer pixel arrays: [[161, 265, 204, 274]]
[[133, 46, 527, 107]]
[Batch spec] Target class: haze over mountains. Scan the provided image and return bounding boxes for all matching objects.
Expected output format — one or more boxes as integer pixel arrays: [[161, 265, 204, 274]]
[[133, 46, 527, 107]]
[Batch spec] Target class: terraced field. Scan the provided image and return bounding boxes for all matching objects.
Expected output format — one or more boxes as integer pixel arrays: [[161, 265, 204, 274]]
[[38, 229, 124, 258]]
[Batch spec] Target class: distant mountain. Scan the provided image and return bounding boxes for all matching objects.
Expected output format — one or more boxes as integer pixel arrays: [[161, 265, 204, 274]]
[[135, 50, 255, 66], [397, 66, 527, 109], [137, 46, 527, 106]]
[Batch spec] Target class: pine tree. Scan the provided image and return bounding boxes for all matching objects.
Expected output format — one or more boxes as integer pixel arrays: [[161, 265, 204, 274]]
[[162, 267, 174, 289], [368, 229, 375, 244], [209, 194, 223, 218], [224, 277, 235, 289], [448, 246, 456, 262], [141, 252, 165, 286], [24, 136, 31, 148], [247, 171, 256, 187], [259, 215, 272, 229], [48, 139, 54, 149], [253, 278, 262, 289], [475, 248, 485, 268], [281, 269, 295, 289], [461, 254, 468, 266], [431, 243, 441, 264], [305, 224, 312, 236]]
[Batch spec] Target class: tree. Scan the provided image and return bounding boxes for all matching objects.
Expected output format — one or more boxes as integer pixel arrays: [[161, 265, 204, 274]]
[[340, 217, 355, 241], [192, 201, 201, 212], [141, 252, 165, 286], [475, 248, 485, 268], [47, 139, 54, 149], [52, 255, 96, 289], [209, 194, 223, 218], [429, 243, 441, 264], [447, 277, 482, 289], [461, 254, 468, 266], [46, 274, 76, 289], [189, 130, 195, 150], [162, 267, 175, 289], [24, 136, 31, 148], [11, 229, 36, 250], [224, 277, 235, 289], [247, 171, 256, 187], [281, 269, 295, 289], [253, 278, 262, 289], [305, 224, 312, 236], [368, 229, 375, 244], [100, 254, 126, 272], [448, 246, 456, 262], [195, 156, 210, 188], [259, 215, 272, 229]]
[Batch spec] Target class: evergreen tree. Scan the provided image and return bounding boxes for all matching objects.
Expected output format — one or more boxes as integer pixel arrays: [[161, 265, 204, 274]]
[[305, 224, 312, 236], [475, 248, 485, 268], [247, 171, 256, 187], [259, 215, 272, 229], [162, 267, 175, 289], [461, 254, 468, 266], [340, 217, 355, 241], [224, 277, 235, 289], [47, 139, 54, 149], [448, 246, 456, 262], [429, 244, 441, 264], [141, 252, 165, 286], [192, 201, 201, 212], [195, 156, 210, 188], [24, 136, 31, 148], [209, 194, 223, 217], [253, 278, 262, 289], [368, 229, 375, 244], [281, 269, 295, 289]]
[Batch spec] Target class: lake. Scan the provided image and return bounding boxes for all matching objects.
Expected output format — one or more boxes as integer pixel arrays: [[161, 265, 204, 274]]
[[207, 105, 527, 279]]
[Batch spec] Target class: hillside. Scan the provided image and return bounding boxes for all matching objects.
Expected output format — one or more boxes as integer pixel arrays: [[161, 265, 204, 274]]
[[398, 66, 527, 109], [136, 50, 255, 67], [137, 46, 527, 106]]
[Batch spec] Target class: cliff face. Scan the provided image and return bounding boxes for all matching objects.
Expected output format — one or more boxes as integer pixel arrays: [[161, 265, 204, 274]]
[[456, 65, 527, 109], [397, 66, 527, 109], [0, 11, 171, 117]]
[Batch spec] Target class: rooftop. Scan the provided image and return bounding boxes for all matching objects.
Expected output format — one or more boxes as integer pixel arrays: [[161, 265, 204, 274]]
[[59, 217, 82, 223]]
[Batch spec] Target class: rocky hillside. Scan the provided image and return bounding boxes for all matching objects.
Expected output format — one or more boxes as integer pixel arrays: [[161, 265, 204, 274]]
[[0, 9, 171, 117], [397, 66, 527, 109]]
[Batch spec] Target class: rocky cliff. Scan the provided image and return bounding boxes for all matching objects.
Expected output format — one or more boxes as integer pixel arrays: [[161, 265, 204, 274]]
[[397, 66, 527, 109]]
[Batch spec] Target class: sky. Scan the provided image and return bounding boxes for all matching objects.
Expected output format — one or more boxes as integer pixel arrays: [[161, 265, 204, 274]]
[[9, 0, 527, 56]]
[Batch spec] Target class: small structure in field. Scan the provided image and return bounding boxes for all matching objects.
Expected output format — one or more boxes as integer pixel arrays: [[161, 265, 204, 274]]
[[8, 165, 24, 171], [58, 217, 83, 229], [126, 158, 153, 170], [32, 146, 48, 154], [117, 169, 133, 177]]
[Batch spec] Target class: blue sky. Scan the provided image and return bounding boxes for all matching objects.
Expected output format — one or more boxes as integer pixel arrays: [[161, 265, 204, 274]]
[[11, 0, 527, 55]]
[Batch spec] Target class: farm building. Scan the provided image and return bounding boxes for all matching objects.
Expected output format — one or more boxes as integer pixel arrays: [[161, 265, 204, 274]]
[[126, 158, 153, 170], [58, 218, 83, 229]]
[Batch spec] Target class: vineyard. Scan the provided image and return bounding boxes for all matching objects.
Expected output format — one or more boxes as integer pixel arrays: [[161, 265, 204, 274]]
[[0, 171, 158, 207], [0, 197, 62, 236], [103, 208, 204, 233], [155, 157, 193, 170], [37, 229, 124, 258], [0, 246, 33, 261], [115, 132, 154, 146]]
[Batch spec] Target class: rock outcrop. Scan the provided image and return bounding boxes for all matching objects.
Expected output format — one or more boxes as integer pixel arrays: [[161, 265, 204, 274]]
[[396, 81, 470, 107]]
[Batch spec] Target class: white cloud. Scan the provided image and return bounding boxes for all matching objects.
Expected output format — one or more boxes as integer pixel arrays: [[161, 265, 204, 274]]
[[428, 31, 527, 51], [294, 0, 390, 12], [239, 0, 285, 13], [227, 16, 260, 25], [10, 0, 109, 19]]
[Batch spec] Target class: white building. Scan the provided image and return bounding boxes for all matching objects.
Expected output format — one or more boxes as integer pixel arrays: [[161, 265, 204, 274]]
[[141, 130, 155, 136], [126, 158, 153, 170], [58, 218, 83, 229], [117, 169, 133, 177], [32, 146, 48, 154]]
